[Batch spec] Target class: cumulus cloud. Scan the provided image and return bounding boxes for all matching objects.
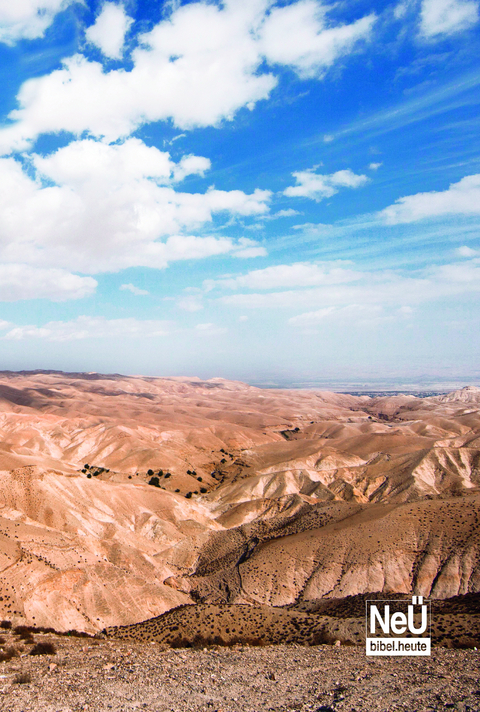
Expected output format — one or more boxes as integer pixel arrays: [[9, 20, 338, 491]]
[[420, 0, 479, 38], [0, 140, 271, 276], [369, 162, 382, 170], [380, 174, 480, 223], [0, 0, 376, 151], [0, 0, 75, 44], [120, 283, 149, 296], [284, 168, 369, 201], [5, 315, 170, 341], [85, 2, 133, 60], [0, 264, 96, 301], [209, 261, 361, 290], [173, 155, 211, 182]]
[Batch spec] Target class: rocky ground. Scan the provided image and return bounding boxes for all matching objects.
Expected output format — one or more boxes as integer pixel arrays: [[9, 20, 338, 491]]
[[0, 631, 479, 712]]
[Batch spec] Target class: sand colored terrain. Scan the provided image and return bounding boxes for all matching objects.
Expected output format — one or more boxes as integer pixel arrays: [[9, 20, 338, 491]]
[[0, 371, 478, 632]]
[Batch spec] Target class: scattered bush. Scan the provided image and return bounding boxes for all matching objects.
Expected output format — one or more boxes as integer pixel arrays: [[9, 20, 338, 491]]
[[13, 672, 31, 684], [0, 647, 19, 662], [0, 636, 5, 645], [164, 473, 171, 478], [128, 475, 132, 479], [87, 474, 92, 478], [84, 464, 89, 469], [200, 487, 207, 494], [187, 469, 192, 475], [148, 477, 160, 488], [14, 626, 36, 640], [29, 641, 56, 656], [0, 621, 11, 630], [197, 476, 202, 482], [147, 469, 154, 476], [175, 489, 180, 493], [185, 492, 192, 499]]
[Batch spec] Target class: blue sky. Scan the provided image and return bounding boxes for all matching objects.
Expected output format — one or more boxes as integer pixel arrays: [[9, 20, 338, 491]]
[[0, 0, 479, 386]]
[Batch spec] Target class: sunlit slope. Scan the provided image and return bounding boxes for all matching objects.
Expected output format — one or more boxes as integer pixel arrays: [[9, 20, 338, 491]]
[[0, 372, 478, 631], [179, 495, 480, 606]]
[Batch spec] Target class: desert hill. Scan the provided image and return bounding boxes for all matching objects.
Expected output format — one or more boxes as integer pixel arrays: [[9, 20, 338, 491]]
[[0, 371, 478, 632]]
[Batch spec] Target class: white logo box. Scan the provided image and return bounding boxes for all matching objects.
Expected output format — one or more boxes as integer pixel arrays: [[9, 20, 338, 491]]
[[365, 596, 431, 656]]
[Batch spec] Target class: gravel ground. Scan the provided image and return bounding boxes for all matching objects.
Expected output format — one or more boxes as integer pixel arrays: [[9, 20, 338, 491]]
[[0, 635, 479, 712]]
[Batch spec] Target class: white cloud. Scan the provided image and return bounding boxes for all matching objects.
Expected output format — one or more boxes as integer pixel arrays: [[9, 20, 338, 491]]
[[0, 141, 271, 278], [231, 237, 267, 258], [274, 209, 299, 218], [420, 0, 479, 38], [85, 2, 133, 60], [260, 0, 376, 78], [288, 306, 336, 324], [284, 168, 369, 201], [0, 0, 377, 151], [380, 174, 480, 224], [289, 304, 390, 328], [218, 259, 480, 310], [0, 264, 96, 301], [5, 315, 170, 341], [457, 245, 479, 257], [323, 134, 334, 143], [210, 261, 361, 290], [120, 283, 149, 296], [173, 154, 211, 182], [369, 162, 382, 170], [178, 295, 203, 312], [0, 0, 76, 44]]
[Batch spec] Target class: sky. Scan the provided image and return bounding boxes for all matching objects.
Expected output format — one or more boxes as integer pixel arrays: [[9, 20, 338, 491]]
[[0, 0, 479, 387]]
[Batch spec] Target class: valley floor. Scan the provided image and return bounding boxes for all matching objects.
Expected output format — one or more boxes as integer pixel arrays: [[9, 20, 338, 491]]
[[0, 635, 479, 712]]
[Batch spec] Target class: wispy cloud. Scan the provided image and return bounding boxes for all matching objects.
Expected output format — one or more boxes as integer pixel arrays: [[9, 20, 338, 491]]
[[5, 316, 171, 342], [120, 283, 149, 296]]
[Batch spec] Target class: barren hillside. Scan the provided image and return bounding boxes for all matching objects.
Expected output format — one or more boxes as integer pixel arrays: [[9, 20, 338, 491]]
[[0, 371, 478, 632]]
